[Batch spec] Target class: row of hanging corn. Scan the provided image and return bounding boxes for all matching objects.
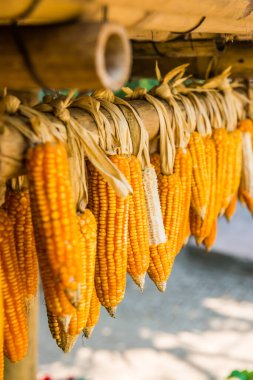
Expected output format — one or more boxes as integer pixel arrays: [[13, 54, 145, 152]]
[[0, 65, 253, 378]]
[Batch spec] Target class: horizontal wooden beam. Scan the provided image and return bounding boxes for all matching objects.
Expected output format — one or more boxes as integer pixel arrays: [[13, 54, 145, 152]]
[[0, 23, 131, 91], [132, 41, 253, 79]]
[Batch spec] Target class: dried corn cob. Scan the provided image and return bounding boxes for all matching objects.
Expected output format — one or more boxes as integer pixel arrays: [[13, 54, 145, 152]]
[[225, 193, 237, 221], [203, 219, 217, 252], [148, 154, 179, 291], [127, 156, 149, 290], [26, 142, 81, 306], [83, 287, 101, 338], [0, 269, 3, 380], [0, 209, 28, 363], [67, 210, 97, 336], [212, 128, 229, 216], [3, 188, 38, 304], [220, 130, 242, 214], [174, 148, 192, 251], [87, 155, 130, 316], [190, 137, 216, 244], [47, 309, 78, 353], [188, 132, 209, 219]]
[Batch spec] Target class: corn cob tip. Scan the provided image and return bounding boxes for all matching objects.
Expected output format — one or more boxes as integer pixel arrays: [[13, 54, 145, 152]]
[[200, 206, 207, 220], [106, 306, 117, 318], [60, 334, 79, 353], [134, 274, 146, 292], [219, 208, 225, 217], [64, 286, 82, 309], [83, 326, 95, 339], [58, 315, 72, 333], [195, 237, 203, 246], [156, 281, 167, 293], [183, 234, 190, 246]]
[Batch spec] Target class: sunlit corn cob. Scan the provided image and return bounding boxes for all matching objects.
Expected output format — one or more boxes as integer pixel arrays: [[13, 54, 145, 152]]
[[212, 128, 229, 216], [87, 155, 130, 316], [83, 286, 101, 339], [0, 209, 28, 363], [127, 156, 149, 290], [148, 241, 174, 292], [230, 130, 242, 199], [174, 148, 192, 251], [220, 130, 242, 214], [47, 309, 77, 353], [0, 269, 3, 380], [3, 188, 38, 304], [188, 132, 209, 219], [225, 193, 237, 222], [190, 137, 217, 244], [67, 211, 97, 336], [26, 142, 81, 306], [148, 154, 179, 291], [203, 219, 217, 252]]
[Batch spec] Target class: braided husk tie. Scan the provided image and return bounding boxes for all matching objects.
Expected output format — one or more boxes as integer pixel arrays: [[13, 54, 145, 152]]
[[123, 87, 175, 176], [48, 92, 132, 198]]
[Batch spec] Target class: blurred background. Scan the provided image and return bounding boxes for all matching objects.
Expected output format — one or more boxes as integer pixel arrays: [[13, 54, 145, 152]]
[[38, 203, 253, 380]]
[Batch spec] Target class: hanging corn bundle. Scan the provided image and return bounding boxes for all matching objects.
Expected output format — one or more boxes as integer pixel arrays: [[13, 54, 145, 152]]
[[123, 86, 177, 292], [93, 89, 150, 291], [70, 95, 132, 316], [188, 92, 217, 248], [152, 64, 193, 251], [0, 62, 252, 365]]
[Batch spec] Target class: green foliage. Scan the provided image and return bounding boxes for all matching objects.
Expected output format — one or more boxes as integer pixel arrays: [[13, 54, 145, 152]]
[[115, 78, 158, 98], [228, 370, 253, 380]]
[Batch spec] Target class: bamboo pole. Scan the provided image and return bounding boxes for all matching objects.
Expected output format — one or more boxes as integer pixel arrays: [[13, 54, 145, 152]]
[[0, 23, 132, 91], [4, 297, 38, 380]]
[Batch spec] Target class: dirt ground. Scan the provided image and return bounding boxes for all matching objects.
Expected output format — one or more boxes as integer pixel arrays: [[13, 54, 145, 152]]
[[38, 204, 253, 380]]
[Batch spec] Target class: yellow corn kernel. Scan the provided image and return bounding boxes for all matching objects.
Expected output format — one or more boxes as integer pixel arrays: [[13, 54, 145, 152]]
[[127, 156, 149, 290], [0, 209, 28, 363], [26, 142, 81, 306]]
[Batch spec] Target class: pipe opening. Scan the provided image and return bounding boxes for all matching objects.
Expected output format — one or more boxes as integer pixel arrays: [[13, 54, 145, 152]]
[[105, 34, 126, 82], [97, 24, 131, 91]]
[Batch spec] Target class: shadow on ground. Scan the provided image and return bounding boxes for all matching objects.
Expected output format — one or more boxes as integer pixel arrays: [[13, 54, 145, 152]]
[[38, 243, 253, 380]]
